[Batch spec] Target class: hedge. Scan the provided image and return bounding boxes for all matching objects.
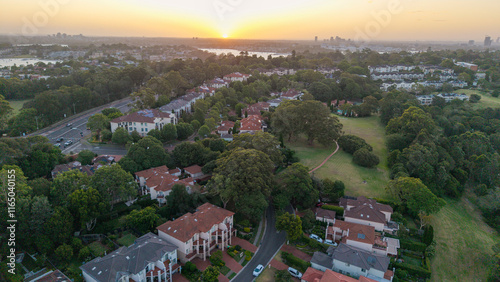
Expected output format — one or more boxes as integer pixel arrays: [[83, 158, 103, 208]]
[[321, 205, 344, 216], [400, 239, 427, 253], [393, 262, 431, 279], [281, 251, 311, 273]]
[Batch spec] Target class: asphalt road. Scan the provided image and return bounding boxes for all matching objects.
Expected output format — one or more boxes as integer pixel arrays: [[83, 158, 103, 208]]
[[231, 205, 288, 282], [34, 97, 133, 155]]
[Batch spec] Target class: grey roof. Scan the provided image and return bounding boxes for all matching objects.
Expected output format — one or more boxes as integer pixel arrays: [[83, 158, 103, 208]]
[[159, 99, 190, 112], [332, 243, 390, 273], [180, 92, 202, 102], [310, 252, 333, 269], [80, 233, 177, 282]]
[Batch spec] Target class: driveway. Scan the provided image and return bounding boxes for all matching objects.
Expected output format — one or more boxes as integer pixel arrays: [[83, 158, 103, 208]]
[[231, 205, 289, 282]]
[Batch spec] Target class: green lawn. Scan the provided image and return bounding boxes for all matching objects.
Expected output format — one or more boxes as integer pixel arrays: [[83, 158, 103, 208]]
[[286, 115, 390, 198], [430, 198, 500, 282], [8, 99, 33, 115], [117, 233, 137, 246], [455, 89, 500, 110], [88, 241, 110, 257]]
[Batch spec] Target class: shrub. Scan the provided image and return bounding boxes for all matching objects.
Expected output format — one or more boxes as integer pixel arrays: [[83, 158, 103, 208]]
[[209, 250, 225, 267], [235, 245, 242, 251], [281, 251, 311, 273], [338, 134, 373, 154], [469, 94, 481, 103], [78, 246, 92, 261], [422, 225, 434, 246], [353, 148, 380, 168], [400, 239, 427, 253], [393, 262, 431, 279], [243, 227, 251, 233], [321, 204, 344, 216], [185, 261, 198, 273]]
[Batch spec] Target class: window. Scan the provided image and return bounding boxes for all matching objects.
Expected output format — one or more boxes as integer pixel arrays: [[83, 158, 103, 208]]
[[145, 128, 148, 132], [346, 263, 350, 266], [361, 269, 366, 272]]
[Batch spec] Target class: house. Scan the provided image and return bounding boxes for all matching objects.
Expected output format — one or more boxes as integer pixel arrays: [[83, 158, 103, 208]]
[[243, 102, 270, 116], [217, 120, 235, 135], [281, 89, 303, 100], [223, 72, 251, 82], [207, 78, 229, 88], [157, 203, 236, 263], [51, 162, 104, 178], [92, 155, 122, 165], [25, 269, 72, 282], [315, 209, 336, 225], [80, 233, 180, 282], [340, 196, 397, 233], [436, 93, 469, 102], [301, 268, 377, 282], [239, 115, 264, 134], [184, 165, 204, 180], [268, 97, 285, 107], [311, 244, 394, 282], [180, 92, 203, 107], [159, 99, 191, 119], [134, 166, 193, 204], [110, 109, 177, 137]]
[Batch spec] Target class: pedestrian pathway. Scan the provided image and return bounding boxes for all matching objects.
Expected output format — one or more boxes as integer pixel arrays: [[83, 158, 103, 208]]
[[309, 140, 340, 173]]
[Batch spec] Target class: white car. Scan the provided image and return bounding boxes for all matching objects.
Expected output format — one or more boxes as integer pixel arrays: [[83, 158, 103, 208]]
[[288, 267, 303, 278], [309, 234, 323, 243], [253, 264, 264, 277], [324, 239, 338, 246]]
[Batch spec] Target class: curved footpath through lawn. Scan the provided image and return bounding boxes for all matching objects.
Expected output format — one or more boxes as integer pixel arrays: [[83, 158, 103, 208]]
[[309, 140, 339, 173]]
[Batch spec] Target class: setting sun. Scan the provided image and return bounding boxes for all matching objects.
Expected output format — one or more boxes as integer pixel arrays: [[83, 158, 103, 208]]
[[222, 34, 228, 38]]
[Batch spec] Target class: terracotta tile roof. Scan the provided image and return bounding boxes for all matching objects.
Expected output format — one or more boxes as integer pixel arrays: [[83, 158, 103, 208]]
[[282, 88, 301, 98], [157, 203, 234, 242], [384, 269, 394, 280], [302, 267, 324, 282], [110, 109, 172, 124], [146, 174, 179, 192], [217, 120, 235, 133], [321, 269, 359, 282], [184, 165, 203, 175], [135, 165, 170, 179], [330, 220, 375, 245], [240, 115, 263, 132]]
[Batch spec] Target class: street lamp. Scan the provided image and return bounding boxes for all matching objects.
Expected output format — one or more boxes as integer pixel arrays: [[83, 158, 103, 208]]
[[73, 103, 76, 115], [35, 116, 39, 130]]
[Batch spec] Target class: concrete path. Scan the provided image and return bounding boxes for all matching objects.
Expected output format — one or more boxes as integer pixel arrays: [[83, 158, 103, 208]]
[[309, 140, 340, 173]]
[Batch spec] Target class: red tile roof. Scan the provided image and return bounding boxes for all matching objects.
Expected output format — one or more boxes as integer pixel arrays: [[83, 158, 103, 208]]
[[184, 165, 202, 175], [135, 165, 170, 179], [240, 115, 263, 132], [302, 267, 324, 282], [157, 203, 234, 242], [330, 220, 376, 245], [217, 120, 235, 134]]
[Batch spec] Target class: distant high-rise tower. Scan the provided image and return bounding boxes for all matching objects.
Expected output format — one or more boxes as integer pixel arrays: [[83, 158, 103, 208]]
[[315, 36, 318, 42], [497, 37, 500, 43], [484, 36, 492, 46], [468, 40, 475, 46], [330, 36, 334, 41]]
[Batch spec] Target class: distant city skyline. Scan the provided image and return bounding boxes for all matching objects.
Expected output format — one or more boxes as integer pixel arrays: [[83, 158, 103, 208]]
[[2, 0, 500, 42]]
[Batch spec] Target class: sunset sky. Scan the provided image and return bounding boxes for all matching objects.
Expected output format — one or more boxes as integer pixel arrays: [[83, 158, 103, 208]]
[[2, 0, 500, 41]]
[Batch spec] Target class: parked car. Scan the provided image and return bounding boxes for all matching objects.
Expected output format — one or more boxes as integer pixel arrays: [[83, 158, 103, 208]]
[[66, 123, 72, 127], [64, 140, 73, 146], [56, 137, 64, 142], [316, 202, 325, 207], [288, 267, 303, 278], [309, 234, 323, 243], [54, 143, 61, 148], [324, 239, 338, 246], [253, 264, 264, 277]]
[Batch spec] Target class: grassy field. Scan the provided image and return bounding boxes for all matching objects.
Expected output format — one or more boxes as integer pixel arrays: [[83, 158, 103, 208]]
[[8, 99, 32, 115], [455, 89, 500, 110], [430, 197, 500, 281], [286, 115, 390, 198]]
